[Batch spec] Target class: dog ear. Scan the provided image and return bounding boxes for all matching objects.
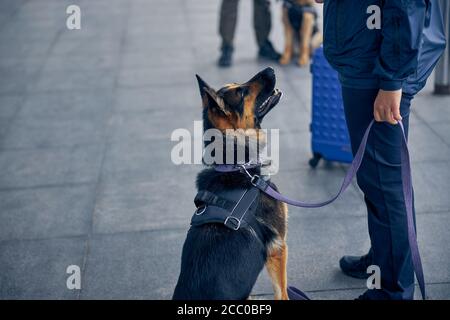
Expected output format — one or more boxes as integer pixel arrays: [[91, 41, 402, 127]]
[[196, 74, 210, 99], [195, 75, 230, 116]]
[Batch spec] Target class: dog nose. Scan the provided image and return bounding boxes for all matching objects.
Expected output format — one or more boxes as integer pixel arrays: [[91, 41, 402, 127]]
[[254, 67, 275, 82], [260, 67, 276, 84], [262, 67, 274, 76], [247, 67, 276, 85]]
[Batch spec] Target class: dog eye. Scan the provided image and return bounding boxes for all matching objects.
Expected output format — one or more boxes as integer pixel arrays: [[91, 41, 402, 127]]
[[237, 88, 246, 99]]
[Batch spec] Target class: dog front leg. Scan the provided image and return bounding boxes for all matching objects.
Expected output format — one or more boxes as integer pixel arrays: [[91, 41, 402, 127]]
[[298, 12, 314, 66], [266, 241, 289, 300], [280, 8, 293, 65]]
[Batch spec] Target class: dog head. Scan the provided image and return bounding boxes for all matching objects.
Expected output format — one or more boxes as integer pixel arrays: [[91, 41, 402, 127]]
[[196, 67, 282, 132], [196, 67, 282, 165]]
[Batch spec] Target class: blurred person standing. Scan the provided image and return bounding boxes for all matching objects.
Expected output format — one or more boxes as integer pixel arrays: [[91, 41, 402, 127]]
[[218, 0, 281, 67]]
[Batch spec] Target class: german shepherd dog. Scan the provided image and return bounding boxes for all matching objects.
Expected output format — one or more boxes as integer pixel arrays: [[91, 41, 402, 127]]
[[279, 0, 323, 66], [173, 68, 289, 300]]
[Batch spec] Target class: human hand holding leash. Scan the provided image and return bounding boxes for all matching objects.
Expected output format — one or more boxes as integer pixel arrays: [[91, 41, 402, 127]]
[[374, 89, 403, 125]]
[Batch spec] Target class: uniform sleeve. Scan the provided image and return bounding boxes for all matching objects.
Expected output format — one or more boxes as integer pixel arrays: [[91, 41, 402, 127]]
[[373, 0, 428, 91]]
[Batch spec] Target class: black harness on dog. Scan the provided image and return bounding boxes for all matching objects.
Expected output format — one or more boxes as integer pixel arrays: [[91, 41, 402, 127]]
[[283, 0, 319, 34], [190, 169, 269, 244]]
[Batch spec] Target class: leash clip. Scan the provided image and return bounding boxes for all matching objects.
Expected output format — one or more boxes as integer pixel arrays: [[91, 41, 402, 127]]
[[250, 175, 261, 187], [238, 162, 254, 179], [237, 163, 268, 190]]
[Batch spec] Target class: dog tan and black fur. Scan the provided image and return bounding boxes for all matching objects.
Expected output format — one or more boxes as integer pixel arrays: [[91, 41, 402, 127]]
[[173, 68, 289, 300], [280, 0, 323, 66]]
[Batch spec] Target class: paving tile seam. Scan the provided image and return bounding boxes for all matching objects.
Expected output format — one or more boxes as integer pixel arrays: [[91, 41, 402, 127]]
[[0, 225, 188, 245], [0, 141, 105, 153], [0, 91, 28, 98], [0, 233, 87, 245], [0, 180, 98, 192], [116, 82, 194, 90], [0, 181, 95, 193], [77, 239, 90, 300], [78, 3, 132, 300], [0, 87, 116, 97]]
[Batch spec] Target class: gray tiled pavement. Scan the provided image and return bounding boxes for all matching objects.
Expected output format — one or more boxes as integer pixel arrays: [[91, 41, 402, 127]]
[[0, 0, 449, 300]]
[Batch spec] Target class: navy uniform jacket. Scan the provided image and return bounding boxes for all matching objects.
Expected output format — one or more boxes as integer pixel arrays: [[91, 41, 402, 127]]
[[323, 0, 446, 95]]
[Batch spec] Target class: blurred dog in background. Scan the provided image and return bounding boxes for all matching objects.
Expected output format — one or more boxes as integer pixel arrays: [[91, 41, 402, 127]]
[[279, 0, 323, 66]]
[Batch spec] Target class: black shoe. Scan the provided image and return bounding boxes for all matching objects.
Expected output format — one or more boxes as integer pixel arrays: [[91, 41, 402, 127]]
[[258, 40, 281, 62], [218, 45, 233, 68], [355, 291, 371, 300], [355, 289, 392, 300], [339, 249, 373, 279]]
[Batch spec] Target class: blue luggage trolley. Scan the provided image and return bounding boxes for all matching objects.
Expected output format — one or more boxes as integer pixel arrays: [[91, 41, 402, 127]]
[[309, 47, 352, 168]]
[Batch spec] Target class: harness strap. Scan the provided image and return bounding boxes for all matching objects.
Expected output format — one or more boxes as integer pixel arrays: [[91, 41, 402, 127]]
[[191, 205, 233, 226], [224, 187, 260, 231], [215, 120, 426, 299], [194, 190, 236, 211], [191, 187, 265, 242]]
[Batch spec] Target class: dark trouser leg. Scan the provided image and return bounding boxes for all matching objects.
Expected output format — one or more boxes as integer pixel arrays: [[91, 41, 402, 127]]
[[253, 0, 271, 47], [341, 87, 415, 300], [219, 0, 239, 48]]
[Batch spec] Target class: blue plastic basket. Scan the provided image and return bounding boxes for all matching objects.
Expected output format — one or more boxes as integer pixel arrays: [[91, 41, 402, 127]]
[[309, 47, 352, 167]]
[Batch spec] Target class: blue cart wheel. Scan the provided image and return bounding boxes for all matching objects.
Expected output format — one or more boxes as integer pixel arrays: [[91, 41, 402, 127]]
[[309, 153, 322, 168]]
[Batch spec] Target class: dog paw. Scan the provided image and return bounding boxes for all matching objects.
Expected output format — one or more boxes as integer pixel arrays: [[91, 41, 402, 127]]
[[279, 55, 291, 65], [297, 55, 310, 67]]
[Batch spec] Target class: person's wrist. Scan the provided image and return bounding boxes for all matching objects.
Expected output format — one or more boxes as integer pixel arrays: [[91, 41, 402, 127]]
[[379, 79, 404, 91]]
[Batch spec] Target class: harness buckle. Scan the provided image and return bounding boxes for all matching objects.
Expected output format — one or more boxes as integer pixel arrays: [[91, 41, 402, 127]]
[[195, 205, 207, 215], [224, 216, 241, 231]]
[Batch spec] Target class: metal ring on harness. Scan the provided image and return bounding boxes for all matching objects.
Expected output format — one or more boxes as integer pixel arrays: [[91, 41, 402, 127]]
[[195, 205, 207, 215]]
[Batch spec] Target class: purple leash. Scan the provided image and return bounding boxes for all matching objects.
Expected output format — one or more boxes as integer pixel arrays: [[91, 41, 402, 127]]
[[399, 121, 426, 300], [215, 119, 426, 299]]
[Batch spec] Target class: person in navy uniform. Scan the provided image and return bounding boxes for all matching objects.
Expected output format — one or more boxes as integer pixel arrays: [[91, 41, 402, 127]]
[[317, 0, 446, 299]]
